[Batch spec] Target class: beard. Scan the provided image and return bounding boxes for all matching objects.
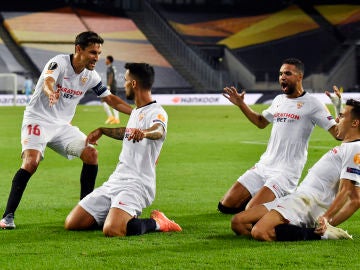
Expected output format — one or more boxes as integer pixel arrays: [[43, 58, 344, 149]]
[[126, 88, 135, 100], [285, 85, 296, 95]]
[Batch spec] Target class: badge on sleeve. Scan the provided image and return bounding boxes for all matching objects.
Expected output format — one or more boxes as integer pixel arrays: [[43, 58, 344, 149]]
[[48, 62, 58, 71]]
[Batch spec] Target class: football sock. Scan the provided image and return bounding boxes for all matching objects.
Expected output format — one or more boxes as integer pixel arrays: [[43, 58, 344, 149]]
[[3, 168, 32, 218], [80, 163, 98, 200], [217, 201, 246, 214], [126, 217, 156, 236], [103, 102, 112, 117], [113, 108, 119, 119], [275, 224, 321, 241]]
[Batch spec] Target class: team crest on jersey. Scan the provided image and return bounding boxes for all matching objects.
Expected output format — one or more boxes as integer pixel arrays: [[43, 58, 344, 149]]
[[353, 153, 360, 165], [139, 113, 145, 121], [296, 102, 304, 109], [80, 76, 88, 85]]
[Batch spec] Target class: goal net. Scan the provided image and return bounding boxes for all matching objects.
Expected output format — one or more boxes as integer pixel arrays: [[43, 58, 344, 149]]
[[0, 73, 18, 105]]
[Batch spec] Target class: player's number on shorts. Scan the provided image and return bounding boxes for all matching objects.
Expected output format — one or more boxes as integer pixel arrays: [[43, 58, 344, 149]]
[[27, 124, 40, 136]]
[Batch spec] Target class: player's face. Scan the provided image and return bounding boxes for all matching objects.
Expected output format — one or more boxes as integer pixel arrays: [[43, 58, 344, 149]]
[[124, 70, 135, 100], [79, 43, 102, 70], [336, 105, 353, 140], [279, 64, 302, 96]]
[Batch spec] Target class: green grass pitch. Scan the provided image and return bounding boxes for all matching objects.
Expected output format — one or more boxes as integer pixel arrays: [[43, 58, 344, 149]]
[[0, 104, 359, 269]]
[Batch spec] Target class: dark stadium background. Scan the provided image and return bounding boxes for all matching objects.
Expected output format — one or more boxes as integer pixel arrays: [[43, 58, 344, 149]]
[[0, 0, 359, 101]]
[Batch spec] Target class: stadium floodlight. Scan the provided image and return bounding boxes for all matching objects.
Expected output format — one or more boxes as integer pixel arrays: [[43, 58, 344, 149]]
[[0, 73, 17, 105]]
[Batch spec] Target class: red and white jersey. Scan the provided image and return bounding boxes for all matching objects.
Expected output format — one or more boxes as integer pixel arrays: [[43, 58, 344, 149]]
[[24, 54, 111, 124], [297, 141, 360, 207], [106, 101, 168, 203], [260, 92, 336, 177]]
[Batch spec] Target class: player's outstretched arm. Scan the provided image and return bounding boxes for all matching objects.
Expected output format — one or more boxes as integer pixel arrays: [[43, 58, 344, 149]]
[[43, 77, 60, 106], [127, 123, 165, 143], [86, 127, 126, 145], [315, 179, 355, 235], [223, 86, 269, 129], [102, 95, 133, 115]]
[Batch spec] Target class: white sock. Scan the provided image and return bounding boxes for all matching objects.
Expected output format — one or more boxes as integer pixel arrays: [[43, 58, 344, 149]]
[[103, 102, 112, 117], [113, 108, 119, 119]]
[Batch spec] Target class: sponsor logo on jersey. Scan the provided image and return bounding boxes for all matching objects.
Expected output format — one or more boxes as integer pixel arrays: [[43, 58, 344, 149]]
[[56, 84, 84, 96], [296, 102, 303, 109], [273, 112, 300, 123]]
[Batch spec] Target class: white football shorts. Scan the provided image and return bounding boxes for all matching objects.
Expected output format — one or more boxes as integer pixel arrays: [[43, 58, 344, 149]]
[[237, 163, 298, 198], [79, 174, 150, 226], [21, 118, 87, 159], [263, 192, 327, 227]]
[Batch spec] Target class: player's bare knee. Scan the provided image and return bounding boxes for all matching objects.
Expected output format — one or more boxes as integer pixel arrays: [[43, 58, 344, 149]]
[[64, 215, 75, 230], [81, 147, 98, 164], [103, 223, 126, 237], [21, 159, 39, 174]]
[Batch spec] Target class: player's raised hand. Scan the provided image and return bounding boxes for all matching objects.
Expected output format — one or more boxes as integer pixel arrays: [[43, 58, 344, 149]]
[[325, 85, 342, 100], [325, 85, 342, 116], [223, 86, 246, 106]]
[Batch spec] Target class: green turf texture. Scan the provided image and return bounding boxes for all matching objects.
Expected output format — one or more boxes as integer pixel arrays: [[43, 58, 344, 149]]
[[0, 105, 359, 269]]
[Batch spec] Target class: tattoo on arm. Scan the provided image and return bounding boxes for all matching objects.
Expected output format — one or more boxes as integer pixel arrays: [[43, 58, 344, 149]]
[[100, 127, 126, 140]]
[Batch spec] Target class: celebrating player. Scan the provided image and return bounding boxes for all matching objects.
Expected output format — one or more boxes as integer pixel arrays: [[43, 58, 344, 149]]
[[231, 98, 360, 241], [64, 62, 182, 237], [0, 31, 132, 230], [218, 58, 340, 214]]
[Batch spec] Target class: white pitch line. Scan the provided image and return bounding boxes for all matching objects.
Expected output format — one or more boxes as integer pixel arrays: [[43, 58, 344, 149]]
[[240, 141, 333, 149]]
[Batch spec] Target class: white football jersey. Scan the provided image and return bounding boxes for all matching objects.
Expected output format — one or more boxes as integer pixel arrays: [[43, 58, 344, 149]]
[[24, 54, 111, 124], [107, 101, 168, 203], [297, 140, 360, 207], [260, 92, 336, 177]]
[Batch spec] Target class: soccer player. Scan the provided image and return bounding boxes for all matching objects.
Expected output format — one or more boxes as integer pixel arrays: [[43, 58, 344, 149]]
[[23, 75, 34, 104], [102, 55, 120, 124], [218, 58, 340, 215], [0, 31, 133, 230], [231, 98, 360, 241], [64, 62, 182, 237]]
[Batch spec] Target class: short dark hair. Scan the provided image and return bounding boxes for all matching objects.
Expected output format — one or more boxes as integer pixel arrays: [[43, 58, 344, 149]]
[[75, 31, 104, 49], [282, 58, 304, 75], [124, 62, 155, 89], [107, 55, 114, 63], [346, 99, 360, 120]]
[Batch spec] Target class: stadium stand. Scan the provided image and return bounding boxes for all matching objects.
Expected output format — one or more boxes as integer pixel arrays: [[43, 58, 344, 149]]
[[0, 0, 359, 93], [154, 2, 360, 91], [0, 5, 191, 94]]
